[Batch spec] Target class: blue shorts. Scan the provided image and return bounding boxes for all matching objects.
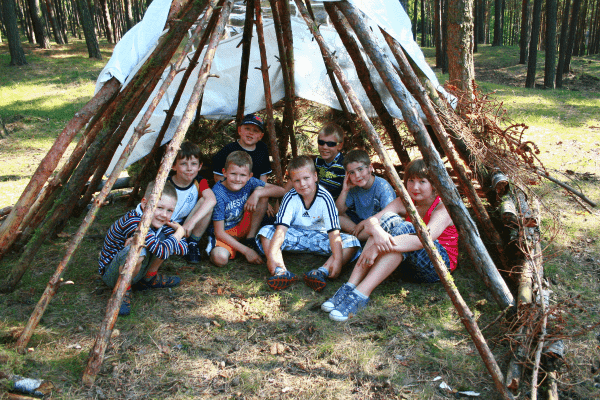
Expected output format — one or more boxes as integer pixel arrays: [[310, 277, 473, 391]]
[[256, 225, 361, 261], [101, 246, 151, 288], [380, 212, 450, 283]]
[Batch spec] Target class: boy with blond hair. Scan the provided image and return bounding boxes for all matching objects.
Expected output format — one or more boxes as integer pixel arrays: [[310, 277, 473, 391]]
[[315, 122, 346, 200], [336, 149, 396, 241], [257, 155, 361, 292], [208, 151, 286, 267], [168, 141, 216, 263], [98, 181, 187, 316]]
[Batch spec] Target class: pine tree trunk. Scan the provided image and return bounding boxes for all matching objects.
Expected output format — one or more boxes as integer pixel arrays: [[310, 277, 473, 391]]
[[412, 0, 418, 41], [435, 0, 443, 67], [544, 0, 558, 88], [44, 0, 63, 44], [564, 0, 581, 72], [28, 0, 50, 47], [98, 0, 113, 43], [573, 0, 588, 55], [448, 0, 475, 99], [123, 0, 134, 31], [519, 0, 530, 63], [493, 0, 504, 45], [525, 0, 543, 87], [76, 0, 101, 58], [3, 0, 28, 65], [421, 0, 426, 46]]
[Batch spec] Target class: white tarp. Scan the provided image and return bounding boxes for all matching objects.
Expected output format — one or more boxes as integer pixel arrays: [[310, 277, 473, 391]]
[[99, 0, 449, 173]]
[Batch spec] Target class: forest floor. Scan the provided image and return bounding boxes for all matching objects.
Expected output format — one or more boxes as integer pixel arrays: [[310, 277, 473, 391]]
[[1, 39, 600, 400]]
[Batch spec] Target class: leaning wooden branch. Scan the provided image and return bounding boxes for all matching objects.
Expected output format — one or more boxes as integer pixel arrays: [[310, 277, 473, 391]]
[[533, 168, 597, 207], [82, 0, 233, 386], [294, 1, 513, 398]]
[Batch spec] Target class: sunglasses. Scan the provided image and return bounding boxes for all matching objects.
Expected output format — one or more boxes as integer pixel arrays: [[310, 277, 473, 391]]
[[317, 139, 339, 147]]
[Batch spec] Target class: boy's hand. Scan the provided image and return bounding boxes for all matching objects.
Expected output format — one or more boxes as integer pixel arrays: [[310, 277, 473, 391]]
[[166, 221, 186, 240], [243, 248, 264, 264], [341, 173, 355, 193], [266, 203, 276, 217], [244, 190, 261, 212], [322, 257, 343, 278], [356, 240, 380, 269], [371, 226, 396, 253]]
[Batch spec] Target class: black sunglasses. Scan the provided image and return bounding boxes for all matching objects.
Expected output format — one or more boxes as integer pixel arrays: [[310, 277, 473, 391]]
[[317, 139, 339, 147]]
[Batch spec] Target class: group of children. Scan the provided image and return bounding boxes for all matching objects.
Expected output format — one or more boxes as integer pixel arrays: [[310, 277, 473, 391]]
[[99, 114, 459, 321]]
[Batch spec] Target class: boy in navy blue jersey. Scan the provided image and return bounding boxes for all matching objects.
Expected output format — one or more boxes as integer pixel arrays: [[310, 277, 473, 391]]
[[257, 156, 361, 292], [207, 151, 286, 267], [98, 181, 187, 316]]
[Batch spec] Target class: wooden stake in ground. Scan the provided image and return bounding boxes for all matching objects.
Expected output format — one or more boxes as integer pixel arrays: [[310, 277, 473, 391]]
[[236, 0, 254, 126], [81, 0, 234, 385], [335, 1, 514, 311], [254, 1, 283, 185], [297, 1, 513, 397], [0, 77, 120, 260]]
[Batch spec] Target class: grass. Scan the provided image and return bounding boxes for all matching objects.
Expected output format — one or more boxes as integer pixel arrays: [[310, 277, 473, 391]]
[[1, 39, 600, 399]]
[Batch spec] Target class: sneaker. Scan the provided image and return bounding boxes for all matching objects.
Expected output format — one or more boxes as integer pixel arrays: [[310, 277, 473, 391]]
[[186, 241, 202, 264], [134, 274, 181, 291], [321, 283, 353, 313], [119, 290, 132, 316], [267, 270, 298, 291], [329, 291, 370, 322], [303, 269, 328, 292]]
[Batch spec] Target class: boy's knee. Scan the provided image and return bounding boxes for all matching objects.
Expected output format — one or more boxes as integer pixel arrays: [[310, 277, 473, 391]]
[[210, 248, 230, 267]]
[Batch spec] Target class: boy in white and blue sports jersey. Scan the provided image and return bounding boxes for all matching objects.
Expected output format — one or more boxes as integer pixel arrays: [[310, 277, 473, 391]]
[[207, 151, 286, 268], [256, 156, 361, 292]]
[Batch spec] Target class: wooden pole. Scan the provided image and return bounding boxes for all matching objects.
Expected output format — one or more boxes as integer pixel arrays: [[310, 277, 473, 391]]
[[324, 3, 411, 167], [254, 0, 283, 185], [381, 29, 510, 271], [534, 168, 597, 207], [335, 1, 515, 311], [235, 0, 254, 126], [128, 1, 218, 205], [82, 0, 234, 386], [0, 77, 120, 260], [294, 2, 513, 397]]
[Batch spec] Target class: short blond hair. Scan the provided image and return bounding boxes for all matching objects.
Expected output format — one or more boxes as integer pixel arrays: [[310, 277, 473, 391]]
[[287, 155, 316, 175], [144, 180, 177, 202], [318, 122, 344, 143], [225, 150, 253, 172]]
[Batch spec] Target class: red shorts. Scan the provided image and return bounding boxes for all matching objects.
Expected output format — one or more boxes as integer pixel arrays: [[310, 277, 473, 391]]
[[214, 211, 253, 259]]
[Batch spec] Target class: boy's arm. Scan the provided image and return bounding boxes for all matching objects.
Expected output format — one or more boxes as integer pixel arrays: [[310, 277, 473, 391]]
[[323, 229, 344, 278], [245, 183, 287, 212], [213, 219, 263, 264], [266, 225, 288, 274], [145, 222, 187, 259], [260, 175, 268, 183], [335, 174, 353, 214], [182, 188, 217, 236], [213, 174, 223, 183]]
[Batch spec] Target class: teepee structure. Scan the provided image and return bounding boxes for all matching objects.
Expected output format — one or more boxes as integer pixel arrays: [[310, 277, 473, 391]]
[[1, 1, 560, 398]]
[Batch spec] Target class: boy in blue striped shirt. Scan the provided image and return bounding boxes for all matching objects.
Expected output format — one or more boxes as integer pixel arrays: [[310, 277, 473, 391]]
[[256, 156, 361, 292], [98, 181, 188, 316]]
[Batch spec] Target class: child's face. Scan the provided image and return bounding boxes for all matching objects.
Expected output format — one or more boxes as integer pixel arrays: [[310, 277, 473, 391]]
[[222, 164, 252, 192], [317, 133, 343, 163], [141, 195, 176, 229], [172, 156, 201, 184], [406, 176, 435, 204], [345, 162, 374, 188], [238, 124, 264, 148], [290, 166, 318, 198]]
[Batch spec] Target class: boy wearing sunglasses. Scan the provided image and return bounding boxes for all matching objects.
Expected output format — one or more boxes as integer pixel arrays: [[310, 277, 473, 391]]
[[314, 122, 346, 200]]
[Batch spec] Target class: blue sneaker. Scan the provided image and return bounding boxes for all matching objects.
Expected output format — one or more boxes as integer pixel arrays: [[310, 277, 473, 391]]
[[119, 290, 132, 316], [329, 291, 370, 322], [303, 269, 328, 292], [186, 241, 202, 264], [134, 274, 181, 291], [321, 283, 353, 313], [267, 270, 298, 291]]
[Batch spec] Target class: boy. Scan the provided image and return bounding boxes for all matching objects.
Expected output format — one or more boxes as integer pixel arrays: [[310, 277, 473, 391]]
[[336, 149, 397, 241], [212, 114, 272, 183], [257, 155, 361, 292], [208, 151, 286, 267], [98, 181, 187, 316], [315, 122, 346, 200], [167, 141, 216, 263]]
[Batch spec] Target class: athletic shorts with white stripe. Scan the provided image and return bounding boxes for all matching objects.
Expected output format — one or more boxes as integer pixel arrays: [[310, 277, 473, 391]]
[[379, 212, 450, 283], [256, 225, 361, 262]]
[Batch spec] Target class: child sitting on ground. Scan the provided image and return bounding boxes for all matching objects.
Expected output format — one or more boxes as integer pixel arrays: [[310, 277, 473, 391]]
[[335, 149, 397, 242], [315, 122, 346, 200], [257, 155, 361, 292], [208, 151, 286, 267], [98, 181, 188, 316], [167, 141, 216, 263], [322, 158, 459, 321], [212, 114, 272, 183]]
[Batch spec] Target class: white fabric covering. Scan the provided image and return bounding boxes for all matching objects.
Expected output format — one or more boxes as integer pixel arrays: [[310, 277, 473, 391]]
[[100, 0, 450, 174]]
